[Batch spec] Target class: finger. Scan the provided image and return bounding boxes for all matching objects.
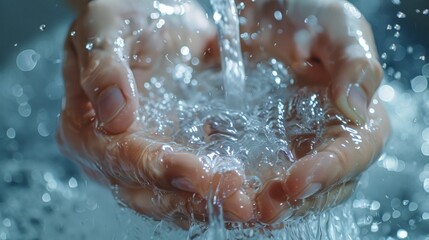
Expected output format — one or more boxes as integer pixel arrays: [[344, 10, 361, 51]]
[[62, 25, 94, 120], [116, 184, 253, 224], [255, 179, 356, 224], [281, 100, 389, 201], [331, 57, 383, 125], [71, 12, 139, 134], [322, 8, 383, 125], [57, 29, 97, 160], [290, 180, 356, 218], [107, 133, 245, 200]]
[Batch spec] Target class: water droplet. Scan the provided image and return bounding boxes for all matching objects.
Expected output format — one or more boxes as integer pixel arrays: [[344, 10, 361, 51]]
[[397, 229, 408, 239], [42, 193, 51, 202], [386, 24, 392, 30], [18, 103, 32, 117], [68, 177, 78, 188], [16, 49, 40, 71], [381, 52, 387, 59], [6, 128, 16, 139], [411, 75, 428, 93], [213, 11, 222, 23], [274, 10, 283, 21], [394, 32, 400, 38], [397, 11, 406, 18], [378, 85, 395, 102], [70, 31, 76, 37], [2, 218, 11, 228], [180, 46, 190, 56], [423, 9, 429, 15], [394, 24, 401, 30], [39, 24, 46, 31], [124, 19, 130, 25], [85, 42, 94, 51], [37, 122, 49, 137]]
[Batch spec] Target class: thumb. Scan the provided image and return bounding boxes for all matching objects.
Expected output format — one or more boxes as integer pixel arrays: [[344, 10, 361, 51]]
[[331, 57, 383, 125], [79, 48, 139, 134]]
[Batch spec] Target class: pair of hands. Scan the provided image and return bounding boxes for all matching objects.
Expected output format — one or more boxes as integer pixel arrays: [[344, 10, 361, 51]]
[[57, 0, 389, 226]]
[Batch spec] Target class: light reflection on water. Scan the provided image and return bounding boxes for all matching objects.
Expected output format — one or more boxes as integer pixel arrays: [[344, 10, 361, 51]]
[[1, 1, 429, 239]]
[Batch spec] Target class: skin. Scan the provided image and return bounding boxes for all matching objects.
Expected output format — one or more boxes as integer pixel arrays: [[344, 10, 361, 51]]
[[58, 0, 390, 227]]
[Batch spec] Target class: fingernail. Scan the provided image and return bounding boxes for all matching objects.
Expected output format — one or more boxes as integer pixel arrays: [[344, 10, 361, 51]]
[[96, 86, 126, 124], [298, 183, 321, 199], [347, 84, 368, 124], [171, 177, 196, 193]]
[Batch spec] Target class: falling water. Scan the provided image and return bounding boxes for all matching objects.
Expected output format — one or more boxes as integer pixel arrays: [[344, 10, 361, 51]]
[[210, 0, 246, 109]]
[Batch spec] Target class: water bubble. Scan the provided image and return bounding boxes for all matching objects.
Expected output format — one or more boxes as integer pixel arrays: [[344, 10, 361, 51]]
[[124, 19, 130, 25], [16, 49, 40, 71], [411, 75, 428, 93], [386, 24, 392, 30], [424, 9, 429, 15], [274, 10, 283, 21], [394, 24, 401, 30], [39, 24, 46, 31], [6, 128, 16, 139], [391, 0, 400, 5], [70, 31, 76, 37], [396, 11, 406, 18], [381, 52, 387, 59], [394, 32, 400, 38]]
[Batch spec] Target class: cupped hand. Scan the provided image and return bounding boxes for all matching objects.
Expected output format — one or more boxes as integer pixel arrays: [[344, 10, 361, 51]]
[[241, 0, 383, 125], [236, 0, 389, 224], [57, 0, 253, 227]]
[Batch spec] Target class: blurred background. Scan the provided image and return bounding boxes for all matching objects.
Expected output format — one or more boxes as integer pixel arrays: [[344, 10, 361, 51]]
[[1, 0, 429, 239]]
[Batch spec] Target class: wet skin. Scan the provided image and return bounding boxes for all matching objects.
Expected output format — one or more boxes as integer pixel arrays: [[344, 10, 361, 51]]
[[57, 0, 390, 227]]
